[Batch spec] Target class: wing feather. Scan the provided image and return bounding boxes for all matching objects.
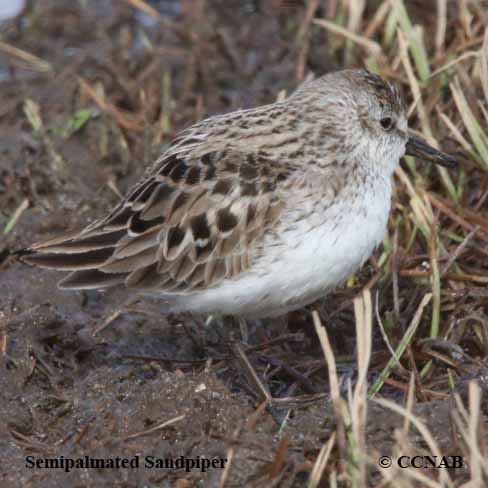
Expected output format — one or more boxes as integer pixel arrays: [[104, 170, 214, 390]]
[[21, 142, 289, 293]]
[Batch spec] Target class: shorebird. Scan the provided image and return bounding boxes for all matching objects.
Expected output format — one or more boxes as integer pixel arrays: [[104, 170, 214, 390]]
[[18, 69, 456, 320]]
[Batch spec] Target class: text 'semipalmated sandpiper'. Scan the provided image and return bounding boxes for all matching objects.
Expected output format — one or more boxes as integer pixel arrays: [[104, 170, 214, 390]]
[[20, 69, 457, 319]]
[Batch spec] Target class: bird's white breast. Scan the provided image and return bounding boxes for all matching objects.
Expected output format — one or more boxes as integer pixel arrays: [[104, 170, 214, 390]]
[[173, 174, 392, 318]]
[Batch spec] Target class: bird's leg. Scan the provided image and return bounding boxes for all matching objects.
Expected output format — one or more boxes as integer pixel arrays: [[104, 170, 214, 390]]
[[206, 315, 250, 345], [205, 314, 235, 345], [237, 317, 249, 345]]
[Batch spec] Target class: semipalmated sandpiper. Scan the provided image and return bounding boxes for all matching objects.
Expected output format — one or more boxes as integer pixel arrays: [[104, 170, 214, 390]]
[[19, 69, 456, 319]]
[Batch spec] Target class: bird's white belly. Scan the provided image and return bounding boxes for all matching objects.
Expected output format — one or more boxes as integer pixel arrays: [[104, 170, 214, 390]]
[[173, 181, 391, 318]]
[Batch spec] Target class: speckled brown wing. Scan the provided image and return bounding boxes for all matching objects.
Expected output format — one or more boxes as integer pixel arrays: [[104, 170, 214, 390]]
[[22, 147, 288, 293]]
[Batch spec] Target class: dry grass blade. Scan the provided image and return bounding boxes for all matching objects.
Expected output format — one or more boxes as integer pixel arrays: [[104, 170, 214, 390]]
[[398, 29, 457, 201], [267, 437, 289, 478], [78, 77, 144, 132], [438, 110, 473, 153], [350, 289, 372, 486], [295, 0, 320, 43], [396, 22, 430, 128], [440, 226, 478, 275], [353, 290, 373, 397], [403, 373, 416, 434], [375, 291, 403, 365], [435, 0, 447, 58], [450, 78, 488, 168], [369, 293, 432, 397], [230, 343, 272, 403], [313, 18, 382, 56], [3, 198, 29, 235], [122, 0, 161, 20], [0, 40, 52, 72], [400, 270, 488, 284], [307, 432, 336, 488], [312, 311, 340, 406], [23, 99, 65, 177], [106, 414, 185, 444], [312, 311, 348, 458], [344, 0, 366, 64], [480, 28, 488, 105], [373, 397, 453, 486], [390, 0, 430, 81], [429, 51, 478, 78], [363, 0, 390, 39], [452, 381, 488, 483]]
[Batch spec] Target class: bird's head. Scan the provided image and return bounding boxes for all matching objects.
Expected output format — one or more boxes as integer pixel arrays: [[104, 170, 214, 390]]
[[291, 69, 456, 174]]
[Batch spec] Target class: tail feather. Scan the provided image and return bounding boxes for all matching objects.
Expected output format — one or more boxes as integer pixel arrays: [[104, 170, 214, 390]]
[[28, 229, 127, 254], [18, 247, 115, 271], [15, 226, 128, 290], [59, 269, 127, 289], [15, 203, 163, 292]]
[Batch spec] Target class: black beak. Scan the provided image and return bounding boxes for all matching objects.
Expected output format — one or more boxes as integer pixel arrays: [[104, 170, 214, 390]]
[[406, 135, 457, 168]]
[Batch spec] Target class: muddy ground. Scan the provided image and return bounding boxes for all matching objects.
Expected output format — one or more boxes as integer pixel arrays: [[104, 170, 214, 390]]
[[1, 1, 487, 487]]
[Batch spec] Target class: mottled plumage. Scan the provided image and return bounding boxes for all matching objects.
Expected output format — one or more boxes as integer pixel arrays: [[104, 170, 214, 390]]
[[20, 69, 456, 318]]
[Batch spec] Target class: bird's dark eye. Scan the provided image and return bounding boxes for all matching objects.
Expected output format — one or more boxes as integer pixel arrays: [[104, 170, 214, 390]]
[[380, 117, 394, 131]]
